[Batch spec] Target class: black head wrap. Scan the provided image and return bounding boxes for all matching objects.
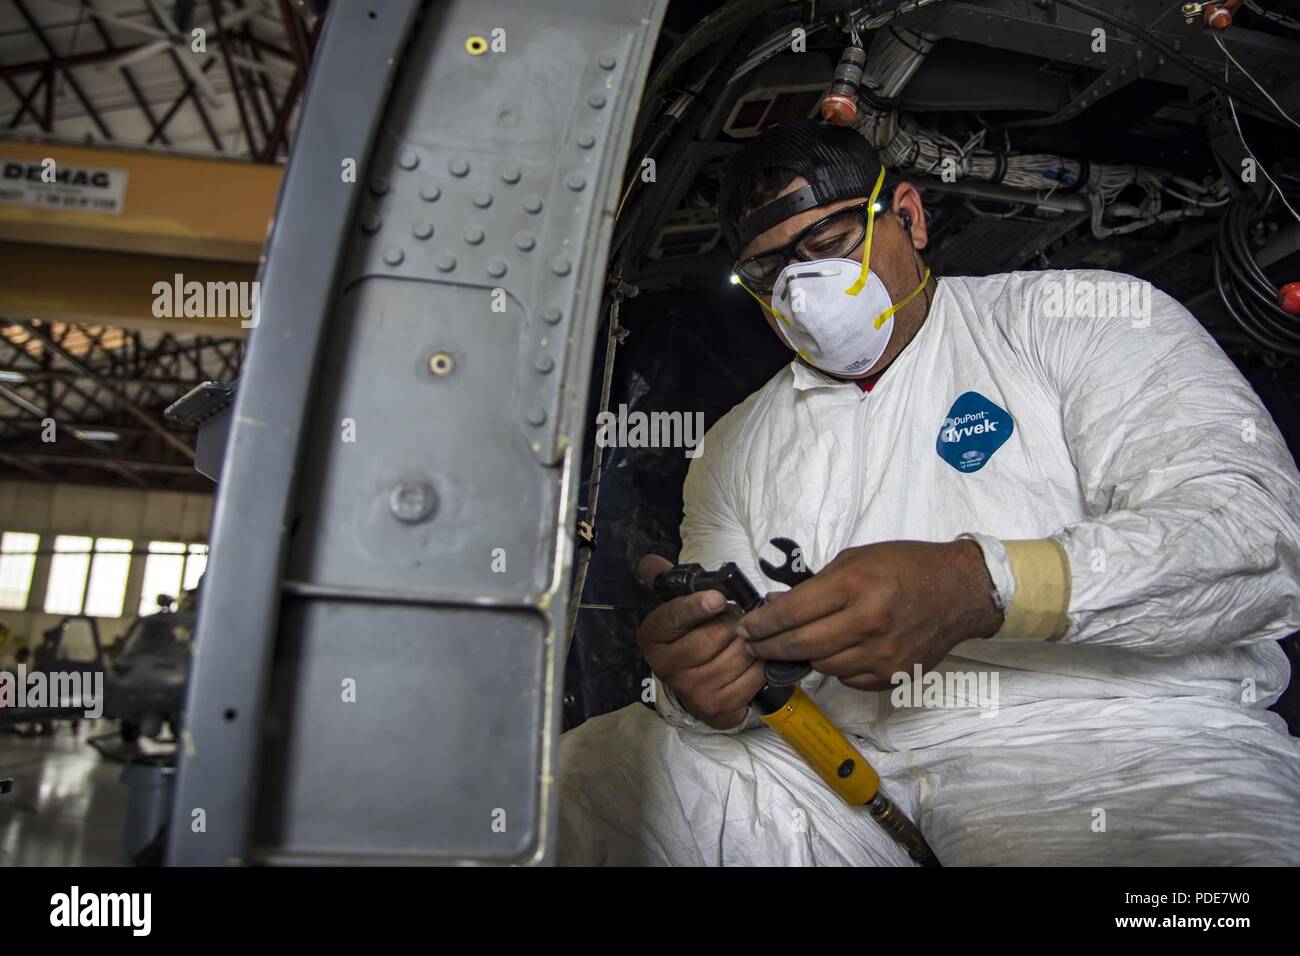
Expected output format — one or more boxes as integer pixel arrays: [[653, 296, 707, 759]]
[[719, 119, 890, 253]]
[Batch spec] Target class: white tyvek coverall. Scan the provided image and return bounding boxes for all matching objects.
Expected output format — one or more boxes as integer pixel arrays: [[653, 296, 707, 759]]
[[557, 270, 1300, 865]]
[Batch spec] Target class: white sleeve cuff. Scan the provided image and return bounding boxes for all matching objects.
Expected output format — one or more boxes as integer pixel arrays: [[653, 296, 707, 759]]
[[959, 532, 1016, 613], [652, 674, 756, 735]]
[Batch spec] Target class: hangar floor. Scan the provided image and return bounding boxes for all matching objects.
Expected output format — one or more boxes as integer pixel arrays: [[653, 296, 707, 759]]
[[0, 723, 133, 866]]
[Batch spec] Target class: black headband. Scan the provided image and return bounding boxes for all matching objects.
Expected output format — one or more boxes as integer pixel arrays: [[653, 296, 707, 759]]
[[733, 186, 821, 249], [733, 183, 897, 255]]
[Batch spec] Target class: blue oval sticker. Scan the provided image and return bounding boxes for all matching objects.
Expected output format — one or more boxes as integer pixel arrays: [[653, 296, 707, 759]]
[[936, 391, 1014, 473]]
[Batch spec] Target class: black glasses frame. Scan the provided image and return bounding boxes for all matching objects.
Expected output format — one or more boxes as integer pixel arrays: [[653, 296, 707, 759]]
[[734, 201, 891, 294]]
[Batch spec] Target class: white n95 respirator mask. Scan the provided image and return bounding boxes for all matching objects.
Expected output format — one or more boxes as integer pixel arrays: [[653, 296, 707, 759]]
[[737, 254, 931, 378], [769, 259, 897, 376]]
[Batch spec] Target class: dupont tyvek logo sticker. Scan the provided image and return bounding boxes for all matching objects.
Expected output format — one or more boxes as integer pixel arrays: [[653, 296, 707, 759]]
[[936, 391, 1014, 473]]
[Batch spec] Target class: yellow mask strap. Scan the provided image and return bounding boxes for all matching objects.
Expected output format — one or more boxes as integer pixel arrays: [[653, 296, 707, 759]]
[[871, 266, 931, 329], [733, 276, 812, 363], [735, 265, 931, 335], [735, 276, 791, 327], [844, 165, 887, 296]]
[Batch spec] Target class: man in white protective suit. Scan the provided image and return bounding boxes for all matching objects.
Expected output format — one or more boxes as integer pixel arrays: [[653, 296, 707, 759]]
[[556, 119, 1300, 866]]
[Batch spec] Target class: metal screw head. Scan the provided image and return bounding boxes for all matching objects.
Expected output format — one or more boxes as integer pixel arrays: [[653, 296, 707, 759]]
[[389, 480, 437, 523], [428, 351, 455, 376]]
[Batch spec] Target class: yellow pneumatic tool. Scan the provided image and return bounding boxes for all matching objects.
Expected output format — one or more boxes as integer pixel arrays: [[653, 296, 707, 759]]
[[653, 540, 940, 867]]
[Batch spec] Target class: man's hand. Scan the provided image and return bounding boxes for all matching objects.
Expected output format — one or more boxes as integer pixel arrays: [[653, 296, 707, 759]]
[[637, 555, 766, 730], [735, 540, 1003, 690]]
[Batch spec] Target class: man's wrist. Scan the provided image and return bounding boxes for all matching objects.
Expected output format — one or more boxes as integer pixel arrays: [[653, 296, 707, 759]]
[[950, 537, 1005, 640], [959, 533, 1016, 616]]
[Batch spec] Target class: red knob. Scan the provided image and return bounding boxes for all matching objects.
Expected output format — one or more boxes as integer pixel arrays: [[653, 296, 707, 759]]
[[1280, 281, 1300, 315], [820, 93, 859, 126], [1206, 3, 1234, 29]]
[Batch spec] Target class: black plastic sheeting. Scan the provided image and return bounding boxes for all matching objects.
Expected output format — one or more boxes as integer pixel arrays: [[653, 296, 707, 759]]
[[564, 284, 788, 731], [561, 283, 1300, 735]]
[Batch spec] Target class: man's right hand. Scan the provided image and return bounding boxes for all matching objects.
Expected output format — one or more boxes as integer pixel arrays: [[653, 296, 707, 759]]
[[637, 554, 766, 731]]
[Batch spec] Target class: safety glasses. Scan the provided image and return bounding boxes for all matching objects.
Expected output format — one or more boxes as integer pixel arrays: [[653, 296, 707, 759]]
[[732, 202, 876, 295]]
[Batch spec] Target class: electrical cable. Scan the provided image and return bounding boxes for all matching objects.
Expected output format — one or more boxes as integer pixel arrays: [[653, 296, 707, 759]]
[[1213, 32, 1300, 129], [1221, 62, 1300, 222], [964, 198, 1026, 219], [637, 0, 795, 141], [848, 7, 1296, 240], [1161, 184, 1230, 207], [732, 19, 831, 81], [1043, 0, 1281, 120], [1243, 0, 1300, 30], [1213, 184, 1300, 357]]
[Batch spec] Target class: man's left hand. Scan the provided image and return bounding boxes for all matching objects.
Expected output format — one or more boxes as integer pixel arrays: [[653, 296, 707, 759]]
[[735, 539, 1004, 690]]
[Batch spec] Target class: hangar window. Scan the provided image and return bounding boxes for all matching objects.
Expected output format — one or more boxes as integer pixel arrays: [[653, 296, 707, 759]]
[[183, 543, 209, 591], [43, 535, 135, 617], [0, 531, 40, 611], [138, 541, 208, 614], [44, 535, 93, 614], [83, 538, 133, 618]]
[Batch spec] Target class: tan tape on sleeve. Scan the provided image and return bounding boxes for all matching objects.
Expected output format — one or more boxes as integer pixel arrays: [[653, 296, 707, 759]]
[[994, 538, 1071, 641]]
